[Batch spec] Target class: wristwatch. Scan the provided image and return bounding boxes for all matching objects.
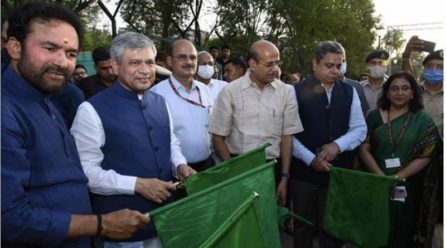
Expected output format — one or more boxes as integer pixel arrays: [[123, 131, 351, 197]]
[[281, 172, 290, 179]]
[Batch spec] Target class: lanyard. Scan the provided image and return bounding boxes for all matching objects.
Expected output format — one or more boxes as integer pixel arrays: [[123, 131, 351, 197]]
[[386, 111, 411, 156], [168, 78, 205, 108]]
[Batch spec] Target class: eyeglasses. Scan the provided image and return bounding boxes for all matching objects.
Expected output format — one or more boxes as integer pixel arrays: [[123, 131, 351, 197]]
[[389, 85, 412, 93], [172, 54, 197, 62], [256, 60, 283, 68]]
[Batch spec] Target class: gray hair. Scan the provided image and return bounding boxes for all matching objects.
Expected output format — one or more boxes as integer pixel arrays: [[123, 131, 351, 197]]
[[110, 31, 157, 64], [313, 41, 344, 63], [197, 51, 211, 57]]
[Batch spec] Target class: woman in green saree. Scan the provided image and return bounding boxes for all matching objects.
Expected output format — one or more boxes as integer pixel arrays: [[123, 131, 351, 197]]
[[359, 71, 441, 248]]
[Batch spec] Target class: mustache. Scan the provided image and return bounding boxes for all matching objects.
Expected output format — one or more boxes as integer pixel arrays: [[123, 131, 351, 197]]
[[43, 65, 70, 78], [182, 64, 195, 69]]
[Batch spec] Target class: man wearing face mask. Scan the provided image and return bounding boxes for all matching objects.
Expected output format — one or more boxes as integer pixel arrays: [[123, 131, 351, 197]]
[[338, 51, 369, 115], [195, 51, 228, 102], [420, 50, 443, 135], [360, 49, 389, 112], [402, 39, 443, 135]]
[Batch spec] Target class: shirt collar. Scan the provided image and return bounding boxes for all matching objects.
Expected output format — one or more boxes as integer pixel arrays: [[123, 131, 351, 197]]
[[241, 70, 278, 90], [207, 78, 216, 87], [421, 81, 443, 95], [170, 75, 198, 91], [362, 79, 385, 88]]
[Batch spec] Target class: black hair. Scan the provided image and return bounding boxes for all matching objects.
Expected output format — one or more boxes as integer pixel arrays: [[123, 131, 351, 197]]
[[221, 45, 230, 50], [75, 64, 87, 70], [226, 57, 247, 74], [280, 72, 289, 82], [156, 52, 167, 62], [377, 71, 423, 112], [7, 2, 82, 46], [313, 41, 344, 63], [92, 46, 111, 63], [209, 46, 219, 51]]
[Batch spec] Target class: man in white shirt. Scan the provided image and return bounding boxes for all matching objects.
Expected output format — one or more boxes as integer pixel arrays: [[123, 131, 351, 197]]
[[71, 32, 195, 248], [150, 40, 215, 172], [195, 51, 228, 102]]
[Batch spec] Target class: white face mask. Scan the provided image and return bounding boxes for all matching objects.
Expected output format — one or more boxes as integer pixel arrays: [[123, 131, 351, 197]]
[[339, 62, 347, 76], [368, 65, 386, 79], [197, 65, 214, 79]]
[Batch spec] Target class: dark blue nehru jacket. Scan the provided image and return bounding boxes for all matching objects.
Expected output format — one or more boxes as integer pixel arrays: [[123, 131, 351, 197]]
[[51, 82, 85, 128], [292, 75, 355, 185], [89, 82, 173, 241], [1, 68, 91, 248]]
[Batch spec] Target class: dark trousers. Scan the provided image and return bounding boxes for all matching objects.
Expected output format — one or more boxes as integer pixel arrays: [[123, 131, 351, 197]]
[[174, 156, 214, 200], [289, 179, 344, 248], [188, 156, 215, 172]]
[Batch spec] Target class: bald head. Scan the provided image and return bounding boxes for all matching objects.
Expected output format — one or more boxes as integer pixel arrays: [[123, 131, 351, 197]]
[[248, 40, 280, 62], [247, 40, 281, 87], [198, 51, 214, 63], [169, 39, 195, 56]]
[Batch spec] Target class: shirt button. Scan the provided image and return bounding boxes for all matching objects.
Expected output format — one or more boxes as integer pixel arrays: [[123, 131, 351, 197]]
[[52, 115, 56, 119], [153, 146, 159, 151]]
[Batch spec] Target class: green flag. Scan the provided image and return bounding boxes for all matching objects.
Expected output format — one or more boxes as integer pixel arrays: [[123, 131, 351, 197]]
[[199, 192, 265, 248], [183, 143, 269, 194], [150, 144, 281, 248], [323, 167, 402, 247]]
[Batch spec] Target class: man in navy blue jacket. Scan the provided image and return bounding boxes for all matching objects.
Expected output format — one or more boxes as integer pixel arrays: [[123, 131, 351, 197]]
[[1, 3, 149, 247], [290, 41, 367, 248], [71, 32, 196, 247]]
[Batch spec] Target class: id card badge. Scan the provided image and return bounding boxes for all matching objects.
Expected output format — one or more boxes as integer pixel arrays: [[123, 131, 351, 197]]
[[385, 157, 401, 168], [391, 186, 407, 202]]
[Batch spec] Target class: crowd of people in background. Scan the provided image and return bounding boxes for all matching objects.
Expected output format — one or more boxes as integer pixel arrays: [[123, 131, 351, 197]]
[[1, 2, 443, 248]]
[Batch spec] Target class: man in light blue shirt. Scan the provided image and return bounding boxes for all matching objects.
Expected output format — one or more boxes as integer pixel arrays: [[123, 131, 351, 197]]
[[151, 40, 214, 172], [290, 41, 367, 248]]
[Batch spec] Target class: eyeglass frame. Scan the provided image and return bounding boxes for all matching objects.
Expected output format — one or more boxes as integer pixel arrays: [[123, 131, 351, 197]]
[[171, 54, 198, 62], [389, 85, 412, 93]]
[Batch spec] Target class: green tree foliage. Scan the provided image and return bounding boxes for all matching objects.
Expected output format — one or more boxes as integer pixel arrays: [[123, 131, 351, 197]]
[[3, 0, 382, 79], [382, 29, 406, 56], [1, 0, 96, 18], [213, 0, 268, 54], [1, 0, 107, 51], [120, 0, 205, 51], [271, 0, 378, 77], [80, 25, 112, 51]]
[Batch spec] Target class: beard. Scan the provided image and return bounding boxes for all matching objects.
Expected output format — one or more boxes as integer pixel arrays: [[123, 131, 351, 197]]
[[17, 56, 70, 95]]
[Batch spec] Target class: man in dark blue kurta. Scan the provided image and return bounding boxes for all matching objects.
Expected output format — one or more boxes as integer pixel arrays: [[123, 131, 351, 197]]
[[1, 3, 149, 247]]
